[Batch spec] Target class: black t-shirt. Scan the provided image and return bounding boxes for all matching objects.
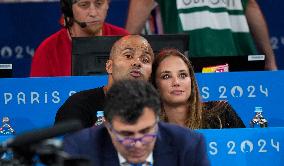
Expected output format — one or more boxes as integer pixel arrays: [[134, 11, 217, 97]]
[[55, 87, 105, 128]]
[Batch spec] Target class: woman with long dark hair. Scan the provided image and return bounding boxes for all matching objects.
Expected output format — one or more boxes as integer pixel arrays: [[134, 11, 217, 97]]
[[152, 48, 245, 129]]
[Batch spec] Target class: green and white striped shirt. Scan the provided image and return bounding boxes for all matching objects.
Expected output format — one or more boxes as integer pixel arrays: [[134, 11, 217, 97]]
[[157, 0, 257, 57]]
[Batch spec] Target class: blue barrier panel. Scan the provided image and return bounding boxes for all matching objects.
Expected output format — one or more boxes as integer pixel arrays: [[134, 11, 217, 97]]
[[198, 127, 284, 166], [1, 128, 283, 166], [0, 71, 284, 133], [0, 76, 108, 133], [197, 71, 284, 128]]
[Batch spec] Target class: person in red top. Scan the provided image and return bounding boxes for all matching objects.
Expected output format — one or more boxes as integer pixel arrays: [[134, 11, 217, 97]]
[[30, 0, 129, 77]]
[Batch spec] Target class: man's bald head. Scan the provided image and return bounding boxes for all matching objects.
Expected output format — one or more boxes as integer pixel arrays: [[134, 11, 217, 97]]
[[109, 35, 154, 60]]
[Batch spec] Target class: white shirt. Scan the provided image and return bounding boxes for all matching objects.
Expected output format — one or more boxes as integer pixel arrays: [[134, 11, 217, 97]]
[[118, 152, 153, 166]]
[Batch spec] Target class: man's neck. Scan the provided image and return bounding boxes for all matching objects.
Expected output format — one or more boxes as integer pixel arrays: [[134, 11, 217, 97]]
[[117, 152, 153, 166], [68, 25, 103, 38]]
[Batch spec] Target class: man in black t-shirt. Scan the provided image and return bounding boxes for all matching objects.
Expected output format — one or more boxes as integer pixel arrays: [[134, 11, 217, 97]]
[[54, 35, 155, 128]]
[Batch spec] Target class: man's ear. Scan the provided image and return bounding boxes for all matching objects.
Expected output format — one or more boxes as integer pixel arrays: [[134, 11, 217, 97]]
[[106, 60, 113, 74]]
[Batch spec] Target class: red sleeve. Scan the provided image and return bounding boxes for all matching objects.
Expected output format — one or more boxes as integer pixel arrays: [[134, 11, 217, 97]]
[[30, 39, 53, 77]]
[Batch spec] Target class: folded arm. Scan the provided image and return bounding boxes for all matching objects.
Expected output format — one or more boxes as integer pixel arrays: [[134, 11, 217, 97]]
[[125, 0, 155, 34], [245, 0, 277, 70]]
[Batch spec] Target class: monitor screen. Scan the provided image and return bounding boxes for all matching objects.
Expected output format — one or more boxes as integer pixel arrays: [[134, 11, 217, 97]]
[[189, 55, 265, 72], [0, 64, 12, 78], [72, 35, 264, 75], [72, 34, 189, 76]]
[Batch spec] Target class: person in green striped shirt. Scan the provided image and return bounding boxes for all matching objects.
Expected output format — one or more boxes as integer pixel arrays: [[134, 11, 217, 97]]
[[126, 0, 277, 70]]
